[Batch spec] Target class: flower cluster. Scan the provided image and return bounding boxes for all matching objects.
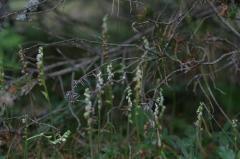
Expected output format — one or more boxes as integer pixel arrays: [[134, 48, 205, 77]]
[[96, 70, 103, 91], [18, 49, 28, 75], [232, 119, 238, 128], [126, 86, 133, 123], [50, 130, 71, 145], [83, 88, 94, 127], [36, 47, 45, 86], [107, 63, 114, 84], [96, 70, 104, 110], [134, 66, 142, 83], [195, 102, 204, 129], [154, 89, 166, 120], [133, 65, 142, 111]]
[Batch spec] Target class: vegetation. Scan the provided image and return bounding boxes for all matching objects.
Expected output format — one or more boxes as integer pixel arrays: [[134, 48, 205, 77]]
[[1, 0, 240, 158]]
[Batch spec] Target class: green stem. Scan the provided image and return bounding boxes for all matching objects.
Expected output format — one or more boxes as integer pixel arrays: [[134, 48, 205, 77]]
[[23, 125, 28, 159], [89, 128, 94, 159]]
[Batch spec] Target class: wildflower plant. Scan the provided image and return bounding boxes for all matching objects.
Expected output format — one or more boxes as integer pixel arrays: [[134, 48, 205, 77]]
[[120, 63, 126, 83], [96, 70, 104, 92], [84, 88, 94, 127], [232, 119, 239, 147], [83, 87, 95, 158], [153, 89, 166, 147], [156, 89, 166, 120], [26, 130, 71, 145], [107, 62, 114, 84], [18, 48, 28, 75], [36, 46, 51, 105], [133, 65, 143, 112], [194, 102, 205, 154], [126, 85, 133, 123], [50, 130, 71, 145], [100, 15, 114, 110], [96, 69, 104, 113], [36, 47, 44, 86], [195, 102, 204, 130]]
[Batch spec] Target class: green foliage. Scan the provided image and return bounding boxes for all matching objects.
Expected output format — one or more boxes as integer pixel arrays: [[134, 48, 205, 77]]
[[217, 146, 235, 159], [0, 29, 22, 70], [228, 6, 239, 19], [0, 29, 22, 50]]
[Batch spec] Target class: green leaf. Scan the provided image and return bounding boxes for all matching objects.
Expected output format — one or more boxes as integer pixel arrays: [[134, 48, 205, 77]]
[[228, 6, 239, 19], [236, 151, 240, 159], [217, 146, 235, 159], [41, 91, 49, 100]]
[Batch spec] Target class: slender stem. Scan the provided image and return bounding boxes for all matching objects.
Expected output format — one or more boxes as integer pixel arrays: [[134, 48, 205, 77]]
[[89, 128, 94, 159], [23, 122, 28, 159], [97, 105, 101, 153]]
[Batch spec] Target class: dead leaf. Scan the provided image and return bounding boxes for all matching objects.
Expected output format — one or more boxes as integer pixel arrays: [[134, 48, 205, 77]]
[[218, 4, 228, 16]]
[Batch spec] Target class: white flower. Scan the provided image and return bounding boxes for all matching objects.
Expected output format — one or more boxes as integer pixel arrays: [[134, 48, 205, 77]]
[[232, 119, 238, 128], [107, 63, 114, 83], [96, 71, 103, 91], [195, 102, 204, 128], [126, 86, 133, 123], [84, 88, 94, 127]]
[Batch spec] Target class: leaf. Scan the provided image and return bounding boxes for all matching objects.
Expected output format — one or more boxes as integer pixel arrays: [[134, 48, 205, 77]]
[[228, 6, 239, 19], [0, 156, 5, 159], [217, 146, 235, 159], [236, 151, 240, 159], [41, 91, 49, 100]]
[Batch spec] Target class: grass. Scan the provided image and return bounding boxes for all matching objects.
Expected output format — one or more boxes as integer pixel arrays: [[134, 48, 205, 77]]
[[1, 0, 240, 158]]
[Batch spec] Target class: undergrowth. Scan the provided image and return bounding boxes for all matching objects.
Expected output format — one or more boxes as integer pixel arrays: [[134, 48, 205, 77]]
[[1, 0, 240, 159]]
